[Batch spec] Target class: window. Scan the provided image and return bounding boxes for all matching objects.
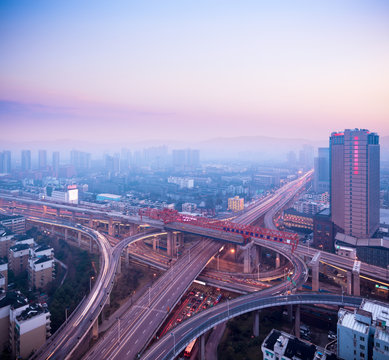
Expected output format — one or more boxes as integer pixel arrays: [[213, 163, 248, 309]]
[[360, 336, 365, 341], [376, 342, 380, 348], [360, 345, 365, 350], [384, 345, 389, 351]]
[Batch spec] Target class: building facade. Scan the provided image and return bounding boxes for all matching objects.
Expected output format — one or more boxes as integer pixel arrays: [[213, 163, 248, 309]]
[[330, 129, 380, 238], [228, 196, 244, 212], [314, 147, 330, 193], [337, 299, 389, 360], [0, 214, 26, 234]]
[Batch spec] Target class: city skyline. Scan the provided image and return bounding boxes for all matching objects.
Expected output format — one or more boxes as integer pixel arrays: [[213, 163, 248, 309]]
[[1, 1, 389, 144]]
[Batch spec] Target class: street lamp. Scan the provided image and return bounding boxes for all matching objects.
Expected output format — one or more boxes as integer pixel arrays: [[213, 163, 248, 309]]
[[257, 263, 260, 281], [89, 276, 94, 292], [171, 332, 176, 356]]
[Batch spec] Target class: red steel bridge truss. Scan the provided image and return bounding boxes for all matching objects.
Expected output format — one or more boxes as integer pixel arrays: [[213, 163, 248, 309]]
[[139, 208, 299, 253]]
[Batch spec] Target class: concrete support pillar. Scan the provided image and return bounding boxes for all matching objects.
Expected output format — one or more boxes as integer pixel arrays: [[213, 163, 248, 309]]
[[178, 233, 184, 248], [244, 247, 251, 273], [64, 228, 68, 241], [56, 208, 60, 218], [346, 271, 352, 295], [124, 248, 130, 267], [288, 304, 293, 323], [92, 319, 99, 339], [253, 310, 260, 337], [167, 232, 174, 257], [295, 305, 301, 338], [77, 231, 81, 247], [117, 255, 122, 274], [200, 334, 205, 360], [309, 252, 321, 292], [90, 237, 93, 253], [153, 236, 158, 251], [89, 216, 93, 228], [276, 253, 281, 269], [352, 260, 361, 297], [108, 218, 114, 236], [252, 245, 261, 269], [71, 212, 75, 222]]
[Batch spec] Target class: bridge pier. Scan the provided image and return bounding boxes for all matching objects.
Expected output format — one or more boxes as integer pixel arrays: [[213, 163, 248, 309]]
[[241, 242, 253, 273], [294, 305, 301, 338], [167, 231, 174, 257], [253, 245, 261, 269], [78, 231, 81, 247], [253, 310, 260, 337], [309, 252, 321, 292], [71, 211, 75, 222], [92, 319, 99, 339], [64, 228, 68, 241], [352, 260, 361, 296], [200, 334, 205, 360], [153, 236, 159, 252], [108, 218, 114, 236], [89, 216, 94, 228], [346, 271, 352, 295], [124, 248, 130, 267], [56, 208, 61, 218], [288, 304, 293, 322], [276, 253, 280, 269], [117, 256, 122, 274]]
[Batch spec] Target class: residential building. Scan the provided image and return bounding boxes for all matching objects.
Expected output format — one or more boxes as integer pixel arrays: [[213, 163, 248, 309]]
[[21, 150, 31, 172], [0, 291, 28, 352], [52, 151, 60, 177], [12, 303, 51, 359], [314, 147, 330, 193], [172, 149, 200, 168], [38, 150, 47, 170], [8, 244, 30, 275], [0, 151, 11, 174], [337, 299, 389, 360], [70, 150, 91, 170], [262, 329, 339, 360], [228, 196, 244, 212], [0, 258, 8, 291], [167, 177, 194, 189], [0, 214, 26, 234], [182, 203, 197, 213], [28, 255, 54, 290], [330, 129, 380, 238], [0, 225, 15, 257]]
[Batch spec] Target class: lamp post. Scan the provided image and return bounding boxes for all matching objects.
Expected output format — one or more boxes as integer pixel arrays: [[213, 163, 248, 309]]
[[89, 276, 94, 292], [257, 263, 260, 281]]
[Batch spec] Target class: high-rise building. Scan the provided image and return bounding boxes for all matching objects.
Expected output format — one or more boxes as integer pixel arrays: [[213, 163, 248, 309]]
[[21, 150, 31, 171], [52, 151, 60, 177], [172, 149, 200, 168], [314, 147, 329, 193], [330, 129, 380, 238], [299, 144, 314, 170], [38, 150, 47, 170], [0, 151, 11, 173], [70, 150, 91, 170], [228, 196, 244, 212]]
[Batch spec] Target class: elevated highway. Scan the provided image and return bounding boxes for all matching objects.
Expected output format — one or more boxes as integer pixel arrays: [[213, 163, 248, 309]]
[[143, 293, 362, 360]]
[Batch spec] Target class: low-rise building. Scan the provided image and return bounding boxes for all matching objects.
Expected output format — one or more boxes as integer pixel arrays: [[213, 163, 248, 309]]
[[0, 226, 15, 257], [28, 245, 55, 290], [283, 208, 314, 232], [228, 196, 244, 212], [262, 329, 339, 360], [0, 214, 25, 234], [337, 299, 389, 360], [12, 303, 51, 359]]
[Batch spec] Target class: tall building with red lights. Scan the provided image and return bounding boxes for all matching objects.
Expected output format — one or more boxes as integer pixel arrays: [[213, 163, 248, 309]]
[[330, 129, 380, 238]]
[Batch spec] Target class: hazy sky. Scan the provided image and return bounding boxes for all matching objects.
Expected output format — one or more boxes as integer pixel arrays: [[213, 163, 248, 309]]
[[1, 1, 388, 144]]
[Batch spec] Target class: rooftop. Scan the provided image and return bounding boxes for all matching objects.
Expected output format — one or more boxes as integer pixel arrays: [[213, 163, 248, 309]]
[[35, 244, 53, 253], [284, 208, 314, 218], [0, 214, 24, 221], [360, 299, 389, 325], [9, 243, 30, 252], [34, 255, 52, 265], [0, 291, 28, 310], [16, 303, 48, 322], [338, 309, 369, 334]]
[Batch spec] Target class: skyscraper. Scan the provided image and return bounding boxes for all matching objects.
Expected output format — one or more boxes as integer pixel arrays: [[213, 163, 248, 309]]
[[52, 151, 60, 177], [313, 147, 329, 193], [0, 151, 11, 174], [21, 150, 31, 171], [38, 150, 47, 170], [330, 129, 380, 238]]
